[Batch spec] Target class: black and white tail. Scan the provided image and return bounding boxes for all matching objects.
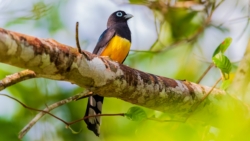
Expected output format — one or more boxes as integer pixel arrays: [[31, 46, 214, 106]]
[[84, 95, 104, 136]]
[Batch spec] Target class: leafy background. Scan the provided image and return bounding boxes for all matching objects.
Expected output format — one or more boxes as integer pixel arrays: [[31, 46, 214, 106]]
[[0, 0, 249, 141]]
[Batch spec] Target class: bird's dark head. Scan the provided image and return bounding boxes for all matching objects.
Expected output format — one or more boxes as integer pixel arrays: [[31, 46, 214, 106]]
[[107, 10, 133, 27]]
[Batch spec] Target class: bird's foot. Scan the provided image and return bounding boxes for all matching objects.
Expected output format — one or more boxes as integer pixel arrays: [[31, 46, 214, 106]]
[[101, 56, 113, 61]]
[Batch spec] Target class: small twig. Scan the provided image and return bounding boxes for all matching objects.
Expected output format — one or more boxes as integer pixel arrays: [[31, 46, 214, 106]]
[[0, 93, 70, 137], [18, 91, 92, 139], [214, 0, 224, 9], [0, 70, 36, 91], [236, 20, 249, 41], [218, 0, 239, 27], [220, 16, 249, 26], [18, 90, 93, 139], [149, 11, 166, 51], [147, 117, 184, 123], [75, 21, 91, 60], [75, 91, 93, 101], [67, 113, 125, 126], [196, 63, 214, 84], [75, 21, 81, 53], [184, 77, 222, 122], [130, 49, 156, 53], [70, 114, 185, 127], [200, 77, 222, 101], [175, 77, 223, 123]]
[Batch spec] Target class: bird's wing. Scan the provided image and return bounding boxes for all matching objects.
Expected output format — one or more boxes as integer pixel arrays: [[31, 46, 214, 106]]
[[92, 28, 116, 55]]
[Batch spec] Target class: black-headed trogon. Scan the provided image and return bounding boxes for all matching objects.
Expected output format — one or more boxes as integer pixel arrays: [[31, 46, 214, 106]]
[[84, 10, 133, 136]]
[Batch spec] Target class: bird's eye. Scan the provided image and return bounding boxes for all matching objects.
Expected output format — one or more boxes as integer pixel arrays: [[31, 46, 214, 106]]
[[116, 12, 123, 17]]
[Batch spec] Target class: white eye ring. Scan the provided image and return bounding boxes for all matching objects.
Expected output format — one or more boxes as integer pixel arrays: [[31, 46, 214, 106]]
[[116, 12, 123, 17]]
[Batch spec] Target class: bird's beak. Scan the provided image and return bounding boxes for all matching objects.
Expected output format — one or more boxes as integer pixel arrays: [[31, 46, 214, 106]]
[[124, 14, 133, 19]]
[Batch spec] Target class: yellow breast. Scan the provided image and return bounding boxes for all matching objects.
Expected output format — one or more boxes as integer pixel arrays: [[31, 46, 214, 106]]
[[100, 35, 131, 63]]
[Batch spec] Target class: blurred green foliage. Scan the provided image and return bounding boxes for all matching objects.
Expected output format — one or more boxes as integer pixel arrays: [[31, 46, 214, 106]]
[[5, 2, 51, 27], [0, 0, 250, 141], [166, 9, 201, 39], [125, 106, 147, 121]]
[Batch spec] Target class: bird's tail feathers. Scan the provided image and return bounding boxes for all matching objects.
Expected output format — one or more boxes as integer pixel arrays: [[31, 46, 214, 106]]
[[84, 95, 104, 136]]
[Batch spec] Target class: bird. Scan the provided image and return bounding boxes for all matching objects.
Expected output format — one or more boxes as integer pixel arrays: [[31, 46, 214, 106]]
[[84, 10, 133, 136]]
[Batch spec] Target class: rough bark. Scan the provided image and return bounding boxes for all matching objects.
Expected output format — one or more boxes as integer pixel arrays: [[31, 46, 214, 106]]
[[0, 28, 227, 117]]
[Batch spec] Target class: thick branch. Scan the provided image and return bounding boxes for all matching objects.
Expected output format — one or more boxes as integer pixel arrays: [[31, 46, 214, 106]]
[[229, 40, 250, 102], [0, 28, 225, 117]]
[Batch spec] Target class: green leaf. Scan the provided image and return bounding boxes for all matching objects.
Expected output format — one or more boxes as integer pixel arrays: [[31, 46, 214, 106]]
[[212, 53, 232, 74], [125, 106, 147, 121], [166, 9, 200, 39], [213, 37, 232, 57]]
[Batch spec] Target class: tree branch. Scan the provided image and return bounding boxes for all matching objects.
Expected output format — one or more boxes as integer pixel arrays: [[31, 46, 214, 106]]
[[229, 40, 250, 102], [0, 27, 228, 117], [0, 69, 36, 90]]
